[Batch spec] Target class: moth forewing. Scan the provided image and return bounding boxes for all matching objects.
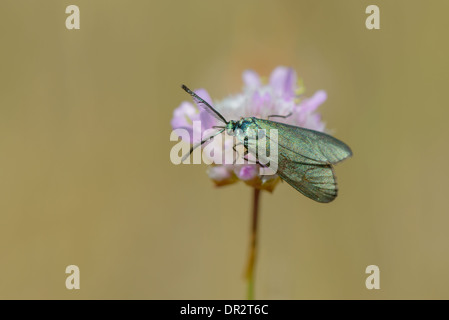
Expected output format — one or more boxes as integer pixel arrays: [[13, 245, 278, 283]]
[[253, 119, 352, 165], [250, 118, 349, 202]]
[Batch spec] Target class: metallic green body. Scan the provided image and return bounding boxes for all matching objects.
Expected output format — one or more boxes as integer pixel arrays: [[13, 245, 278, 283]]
[[231, 118, 352, 203]]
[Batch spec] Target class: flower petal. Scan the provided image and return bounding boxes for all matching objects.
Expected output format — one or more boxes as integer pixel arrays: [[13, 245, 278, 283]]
[[303, 114, 325, 132], [300, 90, 327, 113], [170, 101, 198, 129], [199, 109, 217, 131], [269, 67, 297, 99], [193, 88, 219, 130], [208, 165, 232, 181], [242, 70, 261, 89], [250, 91, 269, 117], [235, 165, 258, 181]]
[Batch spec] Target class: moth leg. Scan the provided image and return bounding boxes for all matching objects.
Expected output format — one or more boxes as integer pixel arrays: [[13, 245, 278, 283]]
[[267, 112, 293, 120], [232, 142, 244, 165], [234, 142, 264, 167], [242, 153, 267, 167]]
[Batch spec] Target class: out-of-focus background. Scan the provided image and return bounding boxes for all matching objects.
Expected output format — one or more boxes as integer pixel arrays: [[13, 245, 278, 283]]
[[0, 0, 448, 299]]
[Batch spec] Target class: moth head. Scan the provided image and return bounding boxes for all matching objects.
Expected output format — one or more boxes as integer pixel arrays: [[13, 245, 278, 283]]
[[226, 120, 237, 136]]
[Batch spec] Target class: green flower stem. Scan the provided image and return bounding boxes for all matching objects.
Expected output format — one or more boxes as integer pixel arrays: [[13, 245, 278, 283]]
[[246, 188, 261, 300]]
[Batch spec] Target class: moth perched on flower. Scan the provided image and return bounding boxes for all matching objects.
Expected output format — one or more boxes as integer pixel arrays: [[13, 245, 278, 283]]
[[171, 66, 351, 201], [171, 66, 352, 299]]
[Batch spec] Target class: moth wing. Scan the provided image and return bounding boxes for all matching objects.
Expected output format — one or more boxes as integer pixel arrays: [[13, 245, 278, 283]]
[[244, 120, 341, 202], [244, 137, 337, 203], [253, 118, 352, 165], [277, 155, 338, 203]]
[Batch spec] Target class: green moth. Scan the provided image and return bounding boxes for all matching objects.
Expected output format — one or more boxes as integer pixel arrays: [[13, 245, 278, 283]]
[[181, 85, 352, 203]]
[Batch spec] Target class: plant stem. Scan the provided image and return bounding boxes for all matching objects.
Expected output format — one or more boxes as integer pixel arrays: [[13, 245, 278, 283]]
[[246, 187, 261, 300]]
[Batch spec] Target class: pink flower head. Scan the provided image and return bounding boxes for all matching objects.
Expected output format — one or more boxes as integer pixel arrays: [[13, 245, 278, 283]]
[[171, 67, 327, 191]]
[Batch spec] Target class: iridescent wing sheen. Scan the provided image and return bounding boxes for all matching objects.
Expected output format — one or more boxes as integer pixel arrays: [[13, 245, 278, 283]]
[[253, 118, 352, 165], [245, 138, 339, 202], [244, 118, 351, 202], [277, 155, 338, 203]]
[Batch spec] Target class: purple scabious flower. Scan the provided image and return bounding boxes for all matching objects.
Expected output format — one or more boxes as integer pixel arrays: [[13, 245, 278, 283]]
[[171, 66, 327, 192]]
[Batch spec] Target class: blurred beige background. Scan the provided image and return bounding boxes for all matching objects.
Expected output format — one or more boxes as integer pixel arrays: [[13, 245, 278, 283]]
[[0, 0, 448, 299]]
